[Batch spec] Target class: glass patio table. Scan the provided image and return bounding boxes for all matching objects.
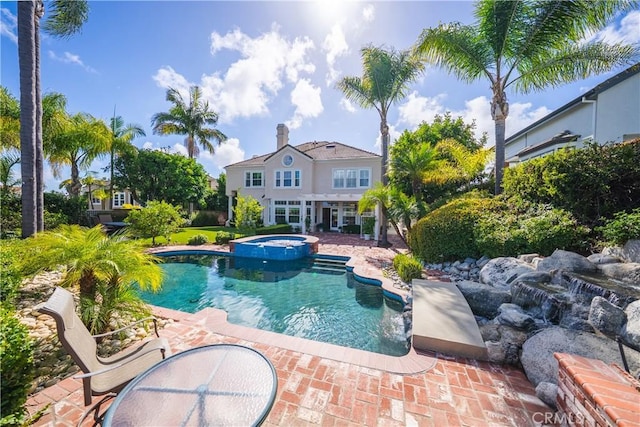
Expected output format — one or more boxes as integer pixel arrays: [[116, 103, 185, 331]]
[[103, 344, 278, 426]]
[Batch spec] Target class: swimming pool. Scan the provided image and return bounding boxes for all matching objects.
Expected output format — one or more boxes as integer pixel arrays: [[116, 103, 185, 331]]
[[139, 254, 410, 356]]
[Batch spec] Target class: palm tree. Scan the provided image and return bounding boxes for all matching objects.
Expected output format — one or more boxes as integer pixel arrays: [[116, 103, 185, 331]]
[[0, 153, 21, 201], [0, 86, 21, 150], [47, 113, 111, 197], [17, 0, 88, 237], [414, 0, 638, 195], [151, 86, 227, 159], [389, 143, 442, 216], [336, 45, 424, 246], [23, 225, 163, 333], [108, 115, 145, 209]]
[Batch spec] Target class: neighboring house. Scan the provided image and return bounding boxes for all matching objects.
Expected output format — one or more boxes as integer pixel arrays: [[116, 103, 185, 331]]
[[505, 63, 640, 164], [79, 182, 139, 211], [225, 124, 382, 237]]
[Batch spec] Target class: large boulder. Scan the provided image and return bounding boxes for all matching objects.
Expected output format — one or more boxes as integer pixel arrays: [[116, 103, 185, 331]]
[[623, 240, 640, 263], [496, 303, 536, 331], [479, 257, 535, 289], [536, 250, 597, 274], [535, 382, 558, 410], [588, 296, 627, 338], [520, 327, 640, 387], [479, 323, 528, 365], [587, 253, 621, 265], [597, 262, 640, 285], [455, 280, 511, 318], [621, 300, 640, 349]]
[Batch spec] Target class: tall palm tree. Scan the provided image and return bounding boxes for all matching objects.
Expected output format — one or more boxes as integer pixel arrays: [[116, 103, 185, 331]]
[[358, 182, 417, 245], [17, 0, 88, 237], [108, 115, 145, 209], [0, 86, 21, 150], [336, 45, 424, 247], [414, 0, 638, 195], [0, 153, 21, 201], [47, 113, 111, 197], [151, 86, 227, 159]]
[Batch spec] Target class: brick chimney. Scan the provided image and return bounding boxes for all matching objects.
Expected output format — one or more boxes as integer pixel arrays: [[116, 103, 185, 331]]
[[276, 123, 289, 150]]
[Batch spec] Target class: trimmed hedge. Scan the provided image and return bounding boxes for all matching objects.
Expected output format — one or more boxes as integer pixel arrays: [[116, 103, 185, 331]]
[[187, 234, 209, 245], [256, 224, 293, 235], [214, 231, 235, 244], [409, 197, 497, 262]]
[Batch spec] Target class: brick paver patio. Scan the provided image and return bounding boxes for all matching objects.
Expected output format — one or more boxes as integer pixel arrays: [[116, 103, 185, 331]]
[[25, 232, 555, 426]]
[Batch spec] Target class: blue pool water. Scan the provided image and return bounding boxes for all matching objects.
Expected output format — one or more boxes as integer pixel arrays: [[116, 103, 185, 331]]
[[139, 254, 410, 356]]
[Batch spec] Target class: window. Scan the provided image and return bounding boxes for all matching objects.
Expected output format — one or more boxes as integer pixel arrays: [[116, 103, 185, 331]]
[[244, 171, 263, 187], [273, 200, 302, 224], [275, 170, 301, 188], [282, 154, 294, 166], [288, 207, 300, 224], [333, 168, 371, 189], [113, 192, 125, 208], [275, 207, 287, 224], [91, 197, 101, 205], [359, 169, 370, 187], [342, 204, 357, 225]]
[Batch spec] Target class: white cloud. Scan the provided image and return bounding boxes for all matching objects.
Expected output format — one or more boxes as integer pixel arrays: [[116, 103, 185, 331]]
[[200, 137, 245, 172], [152, 66, 192, 96], [339, 97, 356, 113], [395, 92, 552, 147], [592, 10, 640, 45], [156, 23, 316, 123], [322, 24, 349, 86], [142, 141, 155, 150], [48, 50, 97, 73], [286, 79, 324, 129], [0, 8, 17, 44], [362, 4, 375, 23]]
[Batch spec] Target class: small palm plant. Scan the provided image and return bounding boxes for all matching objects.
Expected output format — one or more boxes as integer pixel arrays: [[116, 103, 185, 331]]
[[22, 225, 163, 334]]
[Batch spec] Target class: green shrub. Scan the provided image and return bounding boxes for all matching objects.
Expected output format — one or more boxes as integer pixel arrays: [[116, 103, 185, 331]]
[[341, 224, 361, 234], [256, 224, 293, 235], [409, 197, 497, 262], [43, 211, 68, 230], [188, 234, 209, 245], [393, 253, 423, 283], [596, 208, 640, 246], [126, 201, 185, 245], [215, 231, 235, 244], [476, 204, 589, 257], [503, 140, 640, 225], [0, 307, 34, 425], [0, 242, 22, 307], [191, 211, 218, 227], [233, 194, 263, 232]]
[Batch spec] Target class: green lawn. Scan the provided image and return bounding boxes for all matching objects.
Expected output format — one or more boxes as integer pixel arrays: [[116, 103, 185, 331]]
[[137, 226, 242, 246]]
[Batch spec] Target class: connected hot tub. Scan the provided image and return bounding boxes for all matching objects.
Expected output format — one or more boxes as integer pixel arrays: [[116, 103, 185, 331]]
[[229, 234, 319, 261]]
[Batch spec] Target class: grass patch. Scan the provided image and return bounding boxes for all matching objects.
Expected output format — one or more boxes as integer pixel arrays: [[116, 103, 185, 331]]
[[134, 226, 241, 246]]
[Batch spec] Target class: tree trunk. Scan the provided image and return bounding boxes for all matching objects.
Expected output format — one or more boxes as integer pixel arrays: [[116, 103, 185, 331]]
[[35, 1, 44, 232], [109, 147, 114, 210], [494, 117, 506, 195], [70, 161, 81, 197], [490, 82, 509, 195], [379, 121, 391, 247], [18, 1, 37, 238]]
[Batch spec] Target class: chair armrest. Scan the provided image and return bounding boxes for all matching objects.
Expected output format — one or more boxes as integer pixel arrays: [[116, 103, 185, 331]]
[[73, 346, 166, 380], [92, 317, 159, 339]]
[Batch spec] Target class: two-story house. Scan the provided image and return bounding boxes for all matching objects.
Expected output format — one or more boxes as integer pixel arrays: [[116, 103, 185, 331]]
[[505, 62, 640, 163], [225, 124, 382, 237]]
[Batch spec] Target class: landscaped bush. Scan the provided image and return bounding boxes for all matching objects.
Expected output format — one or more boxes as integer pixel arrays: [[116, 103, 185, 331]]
[[188, 234, 209, 245], [409, 197, 498, 262], [126, 201, 185, 245], [256, 224, 293, 235], [475, 204, 589, 257], [191, 211, 218, 227], [0, 241, 22, 306], [503, 140, 640, 226], [341, 224, 361, 234], [43, 192, 88, 225], [0, 306, 34, 426], [393, 253, 423, 283], [214, 231, 235, 244], [596, 208, 640, 246], [44, 211, 68, 230]]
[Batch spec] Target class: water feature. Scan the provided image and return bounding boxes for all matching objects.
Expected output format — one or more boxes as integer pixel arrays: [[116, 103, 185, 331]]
[[230, 235, 318, 261], [140, 253, 410, 356]]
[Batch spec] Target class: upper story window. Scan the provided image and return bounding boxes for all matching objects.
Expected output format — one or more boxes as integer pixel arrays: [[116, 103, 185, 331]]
[[282, 154, 294, 167], [333, 168, 371, 189], [275, 170, 301, 188], [244, 171, 263, 188], [113, 192, 126, 208]]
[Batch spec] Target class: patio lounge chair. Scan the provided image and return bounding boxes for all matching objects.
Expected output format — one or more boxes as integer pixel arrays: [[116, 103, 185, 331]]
[[39, 287, 171, 422]]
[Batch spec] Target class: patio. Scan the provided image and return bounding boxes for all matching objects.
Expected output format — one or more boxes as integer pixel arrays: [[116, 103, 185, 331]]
[[25, 232, 554, 426]]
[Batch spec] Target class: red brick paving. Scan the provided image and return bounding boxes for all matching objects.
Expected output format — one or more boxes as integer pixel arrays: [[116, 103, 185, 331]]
[[25, 233, 555, 426]]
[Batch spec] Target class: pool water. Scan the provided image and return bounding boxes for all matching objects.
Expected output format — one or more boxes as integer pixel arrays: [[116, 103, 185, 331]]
[[139, 255, 410, 356]]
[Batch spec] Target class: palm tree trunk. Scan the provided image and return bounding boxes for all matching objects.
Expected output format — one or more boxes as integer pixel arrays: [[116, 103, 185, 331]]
[[18, 1, 37, 238], [379, 121, 390, 247], [35, 1, 44, 232], [70, 161, 81, 197], [109, 148, 114, 210], [491, 82, 509, 195]]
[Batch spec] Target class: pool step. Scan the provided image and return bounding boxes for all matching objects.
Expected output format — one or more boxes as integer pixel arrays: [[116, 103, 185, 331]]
[[310, 259, 347, 274]]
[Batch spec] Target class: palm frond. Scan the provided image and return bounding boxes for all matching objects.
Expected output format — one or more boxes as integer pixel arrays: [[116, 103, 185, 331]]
[[42, 0, 89, 39]]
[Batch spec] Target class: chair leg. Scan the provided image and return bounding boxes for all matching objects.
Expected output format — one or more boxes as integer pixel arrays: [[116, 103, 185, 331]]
[[77, 393, 116, 427]]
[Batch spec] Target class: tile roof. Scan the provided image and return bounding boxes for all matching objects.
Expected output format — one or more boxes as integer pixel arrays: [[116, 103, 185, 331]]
[[226, 141, 380, 167]]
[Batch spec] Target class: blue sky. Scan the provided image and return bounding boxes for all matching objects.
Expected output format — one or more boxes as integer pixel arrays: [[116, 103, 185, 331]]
[[2, 1, 639, 192]]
